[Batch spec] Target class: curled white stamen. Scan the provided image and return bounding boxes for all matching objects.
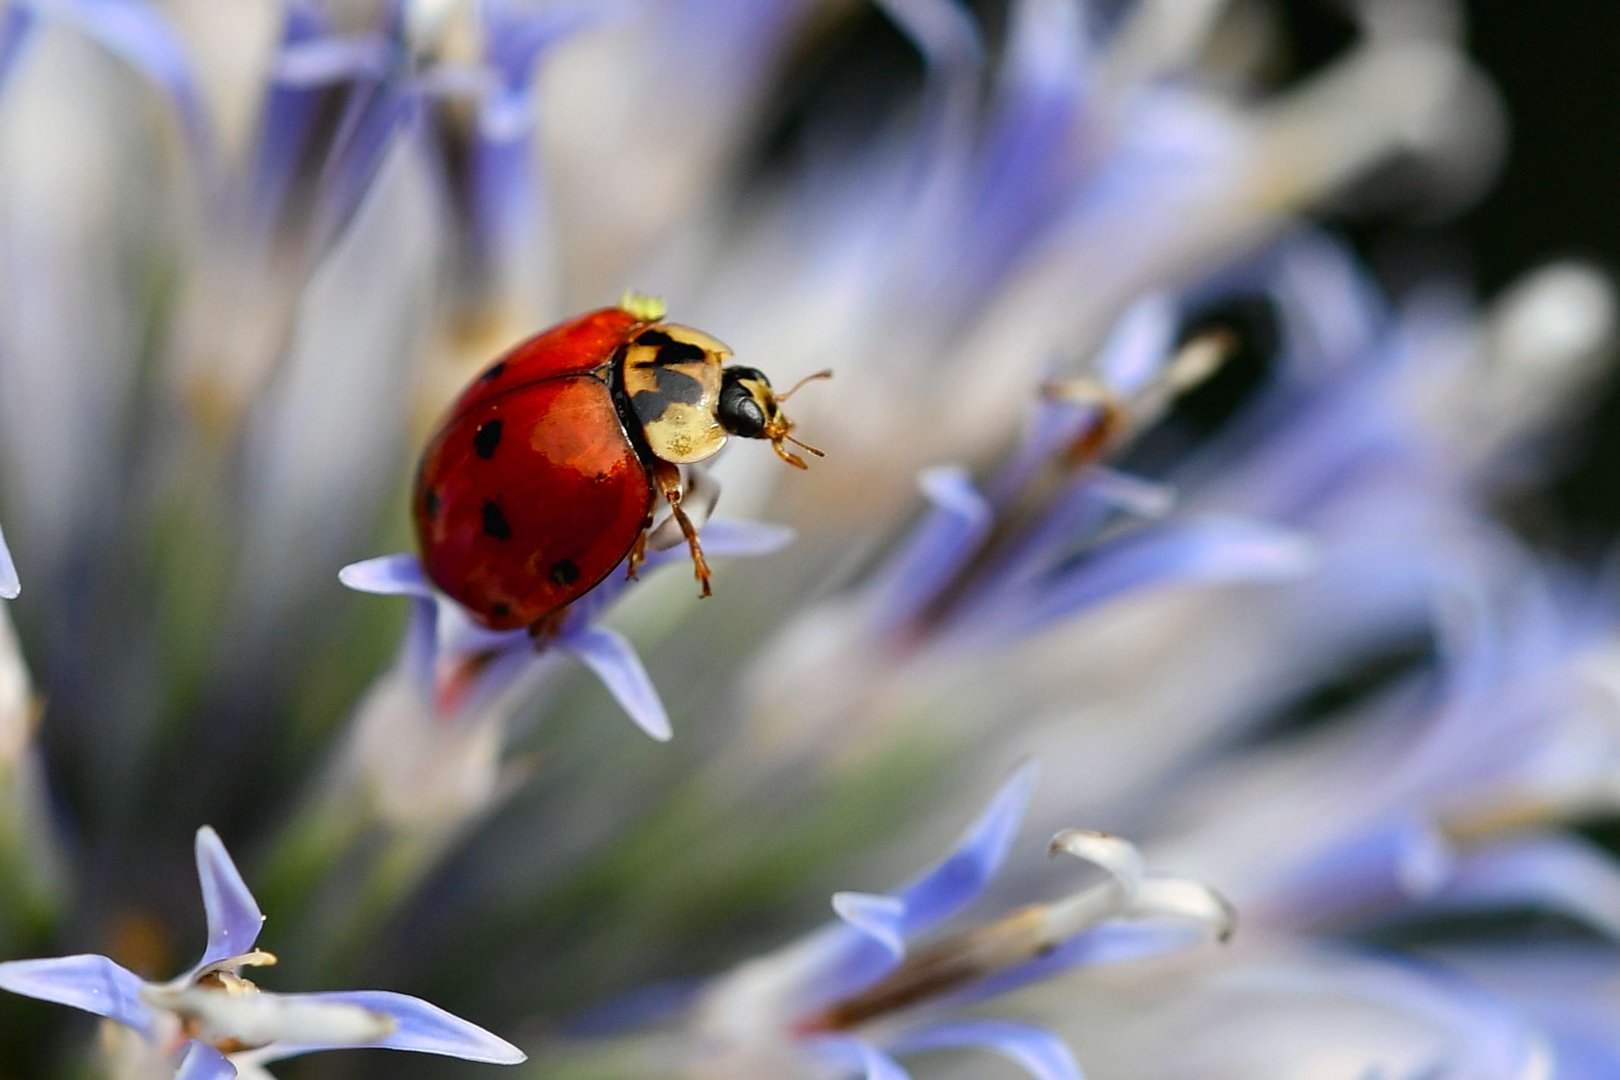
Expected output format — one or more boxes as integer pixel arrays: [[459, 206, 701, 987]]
[[1048, 830, 1146, 906], [1048, 829, 1236, 943]]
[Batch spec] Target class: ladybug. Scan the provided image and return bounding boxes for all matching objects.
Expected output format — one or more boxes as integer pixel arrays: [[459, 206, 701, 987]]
[[413, 295, 828, 633]]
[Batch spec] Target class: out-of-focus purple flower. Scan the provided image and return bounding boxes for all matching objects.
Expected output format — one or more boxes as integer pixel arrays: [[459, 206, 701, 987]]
[[249, 0, 596, 283], [0, 519, 16, 600], [1137, 554, 1620, 933], [0, 826, 522, 1077], [580, 764, 1232, 1079], [0, 0, 207, 146], [741, 298, 1316, 767]]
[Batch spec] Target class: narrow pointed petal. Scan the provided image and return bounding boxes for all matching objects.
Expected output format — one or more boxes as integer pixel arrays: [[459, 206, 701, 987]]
[[176, 1041, 238, 1080], [982, 469, 1178, 601], [876, 0, 982, 167], [0, 5, 33, 99], [1095, 295, 1176, 395], [869, 466, 993, 634], [194, 827, 266, 967], [565, 519, 794, 627], [808, 1035, 912, 1080], [0, 520, 16, 598], [482, 2, 602, 106], [239, 137, 438, 631], [1013, 518, 1316, 636], [891, 1019, 1083, 1080], [959, 922, 1206, 1008], [958, 0, 1091, 294], [562, 626, 672, 741], [255, 990, 524, 1064], [339, 553, 434, 598], [271, 37, 392, 88], [831, 892, 907, 962], [50, 0, 209, 149], [314, 85, 421, 249], [1432, 835, 1620, 939], [877, 0, 981, 77], [0, 954, 152, 1033], [897, 761, 1038, 932], [688, 519, 797, 558], [790, 766, 1039, 1004], [1264, 816, 1457, 924]]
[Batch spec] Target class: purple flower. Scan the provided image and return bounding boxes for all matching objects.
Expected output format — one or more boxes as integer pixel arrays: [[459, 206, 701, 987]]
[[0, 0, 206, 147], [627, 764, 1234, 1079], [342, 516, 793, 743], [0, 827, 523, 1077], [0, 519, 16, 599], [742, 297, 1315, 753], [250, 0, 598, 294]]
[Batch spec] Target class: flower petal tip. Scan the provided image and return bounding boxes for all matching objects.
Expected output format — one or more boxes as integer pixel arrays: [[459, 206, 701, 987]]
[[832, 892, 908, 960], [698, 519, 797, 558], [176, 1040, 237, 1080], [0, 526, 17, 599], [194, 827, 267, 966], [561, 626, 673, 741], [339, 553, 431, 597]]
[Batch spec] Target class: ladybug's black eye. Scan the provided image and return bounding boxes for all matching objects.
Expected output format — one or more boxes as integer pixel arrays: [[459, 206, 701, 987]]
[[719, 369, 770, 437]]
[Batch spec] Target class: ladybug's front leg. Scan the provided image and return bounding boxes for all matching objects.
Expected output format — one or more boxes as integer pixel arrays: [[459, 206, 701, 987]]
[[651, 461, 712, 598]]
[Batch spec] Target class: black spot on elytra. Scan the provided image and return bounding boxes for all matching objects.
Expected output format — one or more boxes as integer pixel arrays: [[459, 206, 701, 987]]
[[491, 601, 512, 620], [481, 500, 512, 541], [550, 560, 580, 586], [422, 488, 441, 517], [474, 419, 503, 459], [479, 360, 507, 383]]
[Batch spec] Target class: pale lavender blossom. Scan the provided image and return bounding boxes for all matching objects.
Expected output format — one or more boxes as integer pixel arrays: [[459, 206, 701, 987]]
[[564, 764, 1231, 1079], [0, 520, 15, 600], [0, 826, 522, 1077]]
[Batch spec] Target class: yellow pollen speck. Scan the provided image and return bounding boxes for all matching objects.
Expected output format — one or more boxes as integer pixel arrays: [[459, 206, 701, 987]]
[[619, 290, 667, 322]]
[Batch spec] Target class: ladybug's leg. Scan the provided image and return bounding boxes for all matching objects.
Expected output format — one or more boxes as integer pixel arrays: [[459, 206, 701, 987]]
[[528, 607, 569, 644], [651, 461, 712, 598], [625, 512, 654, 580]]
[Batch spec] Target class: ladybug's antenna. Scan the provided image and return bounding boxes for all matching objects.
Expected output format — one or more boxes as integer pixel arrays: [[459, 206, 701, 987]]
[[770, 434, 823, 470], [763, 369, 831, 469], [778, 369, 833, 403]]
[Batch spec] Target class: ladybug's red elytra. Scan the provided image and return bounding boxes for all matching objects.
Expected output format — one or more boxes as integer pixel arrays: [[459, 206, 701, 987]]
[[413, 295, 829, 633]]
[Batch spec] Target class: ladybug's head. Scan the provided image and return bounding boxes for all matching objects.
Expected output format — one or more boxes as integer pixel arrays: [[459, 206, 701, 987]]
[[717, 366, 832, 469]]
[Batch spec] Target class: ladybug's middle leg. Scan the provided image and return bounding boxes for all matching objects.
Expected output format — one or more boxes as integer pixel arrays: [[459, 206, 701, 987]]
[[651, 461, 712, 598]]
